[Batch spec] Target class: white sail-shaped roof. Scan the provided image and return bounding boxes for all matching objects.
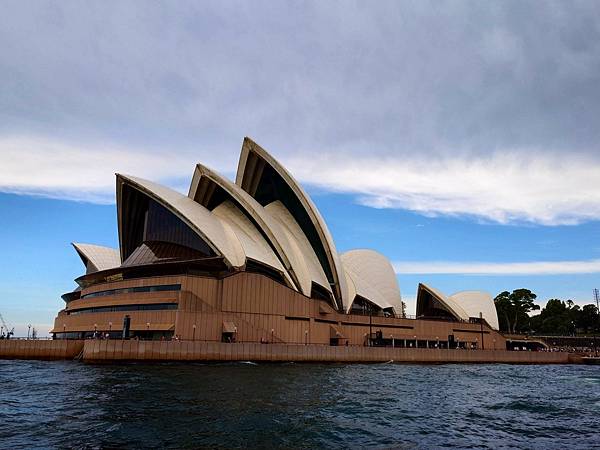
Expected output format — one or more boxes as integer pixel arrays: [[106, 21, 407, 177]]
[[72, 243, 120, 273], [416, 283, 499, 330], [265, 200, 332, 297], [235, 137, 347, 310], [116, 174, 246, 269], [211, 200, 291, 284], [188, 164, 306, 292], [341, 249, 402, 314], [449, 291, 499, 330]]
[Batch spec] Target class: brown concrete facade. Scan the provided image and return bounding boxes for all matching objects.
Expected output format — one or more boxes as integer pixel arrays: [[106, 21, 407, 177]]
[[83, 340, 572, 364], [0, 339, 84, 360], [53, 271, 507, 351], [0, 339, 572, 364]]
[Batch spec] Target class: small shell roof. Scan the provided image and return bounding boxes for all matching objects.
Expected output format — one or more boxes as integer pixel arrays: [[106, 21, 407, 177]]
[[417, 283, 499, 330], [341, 249, 402, 313], [72, 243, 121, 273], [449, 291, 499, 330]]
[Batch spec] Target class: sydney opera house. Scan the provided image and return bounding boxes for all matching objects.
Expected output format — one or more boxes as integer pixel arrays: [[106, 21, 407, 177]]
[[53, 138, 506, 350]]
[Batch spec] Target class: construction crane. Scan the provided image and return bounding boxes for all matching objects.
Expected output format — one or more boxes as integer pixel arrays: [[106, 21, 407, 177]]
[[0, 312, 14, 339]]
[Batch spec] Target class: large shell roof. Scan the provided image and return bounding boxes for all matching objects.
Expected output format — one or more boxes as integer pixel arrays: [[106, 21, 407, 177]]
[[89, 137, 405, 313], [235, 137, 347, 310], [117, 174, 246, 269], [189, 164, 300, 291]]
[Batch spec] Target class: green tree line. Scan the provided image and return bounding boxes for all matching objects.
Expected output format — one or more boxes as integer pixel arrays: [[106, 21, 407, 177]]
[[494, 289, 600, 335]]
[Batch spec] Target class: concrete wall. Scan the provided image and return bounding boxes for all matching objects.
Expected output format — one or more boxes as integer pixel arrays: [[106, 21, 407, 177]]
[[83, 340, 572, 364], [0, 339, 84, 360], [55, 272, 508, 350]]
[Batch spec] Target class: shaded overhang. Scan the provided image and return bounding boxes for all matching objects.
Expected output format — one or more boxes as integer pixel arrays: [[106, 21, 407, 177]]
[[74, 257, 227, 289]]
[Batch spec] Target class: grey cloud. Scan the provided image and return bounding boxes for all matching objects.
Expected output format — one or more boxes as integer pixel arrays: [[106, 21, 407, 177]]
[[1, 1, 600, 217]]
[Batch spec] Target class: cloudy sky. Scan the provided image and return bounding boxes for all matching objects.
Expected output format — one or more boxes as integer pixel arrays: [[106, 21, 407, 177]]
[[2, 1, 600, 335]]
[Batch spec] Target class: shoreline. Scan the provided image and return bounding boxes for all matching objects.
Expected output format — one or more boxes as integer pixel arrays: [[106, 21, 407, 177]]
[[0, 339, 579, 364]]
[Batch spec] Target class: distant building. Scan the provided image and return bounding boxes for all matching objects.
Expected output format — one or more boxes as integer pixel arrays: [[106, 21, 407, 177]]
[[53, 138, 503, 349]]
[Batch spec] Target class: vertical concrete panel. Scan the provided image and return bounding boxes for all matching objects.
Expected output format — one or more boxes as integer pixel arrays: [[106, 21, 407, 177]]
[[173, 341, 181, 360], [242, 275, 249, 313], [231, 277, 238, 313], [267, 277, 273, 315], [159, 341, 168, 360], [127, 340, 137, 360], [136, 340, 146, 360], [28, 340, 37, 358], [197, 341, 207, 361], [184, 340, 193, 360], [47, 341, 56, 359], [15, 340, 24, 358], [31, 341, 40, 359], [222, 278, 230, 312], [247, 343, 257, 360], [256, 276, 263, 313], [113, 340, 123, 360], [93, 340, 102, 360], [6, 340, 15, 358], [204, 315, 211, 342]]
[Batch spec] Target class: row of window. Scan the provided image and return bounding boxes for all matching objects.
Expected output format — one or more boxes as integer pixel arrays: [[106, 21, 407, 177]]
[[81, 284, 181, 299], [68, 303, 178, 315]]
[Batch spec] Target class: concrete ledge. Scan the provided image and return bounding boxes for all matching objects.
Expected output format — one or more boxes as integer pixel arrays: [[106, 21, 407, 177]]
[[82, 340, 573, 364], [0, 339, 573, 364], [0, 340, 84, 360]]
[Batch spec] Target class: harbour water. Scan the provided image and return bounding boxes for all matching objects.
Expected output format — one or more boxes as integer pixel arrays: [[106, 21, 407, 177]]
[[0, 360, 598, 449]]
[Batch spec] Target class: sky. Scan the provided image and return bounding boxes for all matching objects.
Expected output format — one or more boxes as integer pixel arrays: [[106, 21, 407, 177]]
[[2, 1, 600, 336]]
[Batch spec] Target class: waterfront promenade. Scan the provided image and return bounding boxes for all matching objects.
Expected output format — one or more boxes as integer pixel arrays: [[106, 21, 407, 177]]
[[0, 339, 576, 364]]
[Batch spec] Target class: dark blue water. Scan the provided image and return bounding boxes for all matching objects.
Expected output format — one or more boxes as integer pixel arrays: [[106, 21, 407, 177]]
[[0, 361, 598, 449]]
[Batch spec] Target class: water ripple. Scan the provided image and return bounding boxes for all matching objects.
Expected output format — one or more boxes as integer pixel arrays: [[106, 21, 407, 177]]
[[0, 361, 599, 449]]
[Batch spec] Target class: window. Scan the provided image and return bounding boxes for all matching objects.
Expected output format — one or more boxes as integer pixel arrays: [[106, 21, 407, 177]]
[[81, 284, 181, 299], [68, 303, 178, 315]]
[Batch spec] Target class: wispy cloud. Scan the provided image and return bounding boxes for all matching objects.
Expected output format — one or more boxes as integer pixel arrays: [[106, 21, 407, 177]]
[[287, 151, 600, 226], [393, 259, 600, 275], [3, 134, 600, 226], [0, 136, 233, 202]]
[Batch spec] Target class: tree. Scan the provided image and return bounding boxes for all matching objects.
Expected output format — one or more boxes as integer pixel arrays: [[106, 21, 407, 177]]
[[530, 299, 593, 335], [566, 299, 574, 309], [536, 299, 571, 334], [577, 304, 599, 333], [494, 289, 540, 334], [510, 289, 539, 333], [494, 291, 513, 332]]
